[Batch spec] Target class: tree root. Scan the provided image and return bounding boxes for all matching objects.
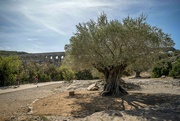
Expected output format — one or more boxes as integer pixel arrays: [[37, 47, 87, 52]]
[[101, 81, 128, 97]]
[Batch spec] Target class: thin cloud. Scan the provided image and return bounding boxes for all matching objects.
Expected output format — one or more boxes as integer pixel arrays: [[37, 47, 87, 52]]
[[17, 0, 115, 36], [0, 0, 179, 52], [27, 38, 38, 41], [15, 0, 156, 37]]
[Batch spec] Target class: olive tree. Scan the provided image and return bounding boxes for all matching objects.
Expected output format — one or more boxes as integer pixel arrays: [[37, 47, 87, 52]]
[[66, 13, 174, 96], [130, 54, 157, 78]]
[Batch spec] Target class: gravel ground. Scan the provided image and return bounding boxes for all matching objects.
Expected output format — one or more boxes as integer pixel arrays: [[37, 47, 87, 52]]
[[0, 78, 180, 121], [0, 82, 68, 121]]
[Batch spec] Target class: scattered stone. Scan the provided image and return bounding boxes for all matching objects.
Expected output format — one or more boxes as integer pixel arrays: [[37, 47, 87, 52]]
[[67, 86, 77, 90], [161, 75, 166, 78], [87, 83, 99, 91], [18, 115, 28, 121], [13, 85, 20, 88]]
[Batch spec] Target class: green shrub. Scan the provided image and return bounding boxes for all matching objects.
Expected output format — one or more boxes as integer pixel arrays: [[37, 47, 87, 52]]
[[21, 72, 29, 84], [75, 69, 93, 80], [152, 67, 161, 78], [152, 60, 172, 78], [0, 56, 22, 86], [38, 73, 51, 82], [25, 62, 36, 83], [44, 64, 63, 81], [51, 73, 63, 81], [169, 59, 180, 77], [59, 66, 75, 81]]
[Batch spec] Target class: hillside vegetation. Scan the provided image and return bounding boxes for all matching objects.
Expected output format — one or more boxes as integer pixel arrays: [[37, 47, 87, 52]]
[[0, 50, 27, 56]]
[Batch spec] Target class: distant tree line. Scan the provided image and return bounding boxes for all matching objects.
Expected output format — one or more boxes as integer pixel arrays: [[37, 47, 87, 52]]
[[0, 50, 27, 56], [0, 55, 97, 87], [0, 49, 179, 87]]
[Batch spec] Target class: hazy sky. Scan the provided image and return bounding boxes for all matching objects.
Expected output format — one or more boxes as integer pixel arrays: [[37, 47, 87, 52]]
[[0, 0, 180, 53]]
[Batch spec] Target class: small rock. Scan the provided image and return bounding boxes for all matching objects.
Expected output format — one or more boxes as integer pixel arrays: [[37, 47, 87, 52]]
[[90, 86, 99, 91], [87, 83, 99, 91], [161, 75, 166, 78], [18, 115, 28, 121], [67, 86, 76, 90]]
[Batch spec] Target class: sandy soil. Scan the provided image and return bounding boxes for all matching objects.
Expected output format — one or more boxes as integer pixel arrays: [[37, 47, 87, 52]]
[[0, 78, 180, 121]]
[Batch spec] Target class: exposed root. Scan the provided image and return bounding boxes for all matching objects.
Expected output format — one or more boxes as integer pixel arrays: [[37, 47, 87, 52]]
[[101, 81, 128, 97]]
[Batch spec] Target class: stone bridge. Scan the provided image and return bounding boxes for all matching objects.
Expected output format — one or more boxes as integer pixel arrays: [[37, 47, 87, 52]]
[[19, 52, 65, 66]]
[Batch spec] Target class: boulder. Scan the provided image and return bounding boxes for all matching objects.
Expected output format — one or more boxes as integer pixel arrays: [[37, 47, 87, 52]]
[[67, 86, 77, 90], [87, 83, 99, 91]]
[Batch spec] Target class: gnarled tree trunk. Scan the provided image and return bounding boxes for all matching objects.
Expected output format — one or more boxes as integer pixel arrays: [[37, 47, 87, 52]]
[[101, 79, 128, 97], [95, 65, 128, 97]]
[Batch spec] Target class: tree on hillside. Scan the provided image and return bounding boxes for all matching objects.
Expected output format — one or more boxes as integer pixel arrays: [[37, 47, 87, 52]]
[[66, 13, 174, 96], [130, 54, 157, 78]]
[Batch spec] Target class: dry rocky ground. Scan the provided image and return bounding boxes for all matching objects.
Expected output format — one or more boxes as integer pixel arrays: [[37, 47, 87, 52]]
[[0, 77, 180, 121]]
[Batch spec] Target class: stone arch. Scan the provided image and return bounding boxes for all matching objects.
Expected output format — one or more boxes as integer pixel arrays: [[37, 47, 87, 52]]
[[19, 52, 65, 66], [61, 55, 64, 60]]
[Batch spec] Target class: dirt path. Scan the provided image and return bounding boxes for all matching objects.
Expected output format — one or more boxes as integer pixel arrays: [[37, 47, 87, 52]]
[[0, 81, 64, 94], [0, 82, 67, 121]]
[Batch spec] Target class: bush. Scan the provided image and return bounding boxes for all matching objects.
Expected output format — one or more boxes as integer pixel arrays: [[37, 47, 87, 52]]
[[152, 67, 161, 78], [169, 59, 180, 77], [21, 71, 29, 84], [75, 69, 93, 80], [152, 60, 172, 78], [38, 73, 51, 82], [59, 66, 75, 81], [25, 62, 36, 83], [44, 64, 63, 81], [0, 56, 22, 86]]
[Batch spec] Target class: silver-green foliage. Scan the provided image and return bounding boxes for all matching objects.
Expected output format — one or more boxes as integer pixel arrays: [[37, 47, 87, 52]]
[[67, 13, 174, 76]]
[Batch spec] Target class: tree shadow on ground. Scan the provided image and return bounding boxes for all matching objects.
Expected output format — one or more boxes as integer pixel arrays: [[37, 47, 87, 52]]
[[121, 93, 180, 120], [69, 91, 180, 120], [119, 81, 141, 91], [129, 76, 151, 79]]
